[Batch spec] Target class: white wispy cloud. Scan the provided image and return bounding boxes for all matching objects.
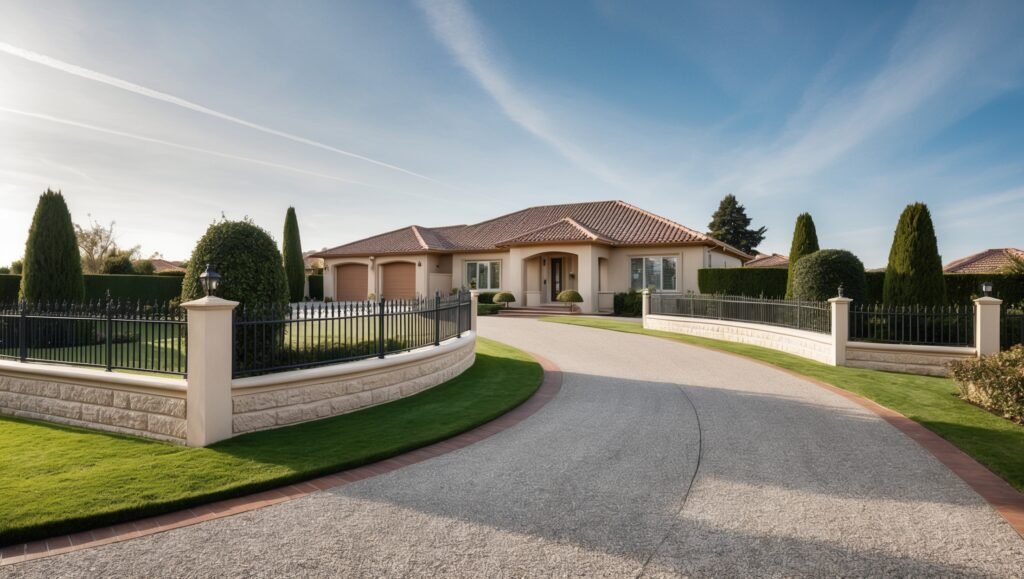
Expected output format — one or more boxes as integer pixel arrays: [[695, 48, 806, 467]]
[[415, 0, 627, 189], [0, 106, 382, 189], [0, 41, 452, 189]]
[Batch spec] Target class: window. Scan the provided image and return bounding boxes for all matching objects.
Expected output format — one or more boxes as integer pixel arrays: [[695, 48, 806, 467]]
[[466, 261, 501, 290], [630, 257, 678, 291]]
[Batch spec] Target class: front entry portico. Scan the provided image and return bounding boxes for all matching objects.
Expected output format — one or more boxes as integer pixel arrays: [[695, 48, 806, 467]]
[[521, 251, 580, 307]]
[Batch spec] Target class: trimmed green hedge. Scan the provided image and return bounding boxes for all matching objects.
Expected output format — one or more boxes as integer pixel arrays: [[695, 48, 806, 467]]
[[866, 271, 885, 304], [308, 275, 324, 300], [477, 291, 497, 304], [698, 268, 788, 298], [478, 303, 501, 316], [613, 290, 643, 317], [0, 274, 182, 303], [946, 273, 1024, 305], [0, 275, 19, 303]]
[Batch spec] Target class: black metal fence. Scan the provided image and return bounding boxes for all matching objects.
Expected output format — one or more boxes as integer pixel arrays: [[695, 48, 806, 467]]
[[0, 300, 187, 375], [849, 303, 975, 347], [651, 293, 832, 334], [233, 291, 472, 378], [1003, 307, 1024, 351]]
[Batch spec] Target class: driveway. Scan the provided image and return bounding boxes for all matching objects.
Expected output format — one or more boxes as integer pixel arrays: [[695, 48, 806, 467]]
[[8, 317, 1024, 577]]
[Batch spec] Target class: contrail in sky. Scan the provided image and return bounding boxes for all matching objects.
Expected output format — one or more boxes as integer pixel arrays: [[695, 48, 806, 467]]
[[0, 106, 381, 189], [0, 41, 451, 189]]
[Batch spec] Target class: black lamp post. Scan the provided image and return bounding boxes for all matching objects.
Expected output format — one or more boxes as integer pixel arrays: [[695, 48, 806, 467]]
[[199, 264, 221, 297], [982, 281, 993, 297]]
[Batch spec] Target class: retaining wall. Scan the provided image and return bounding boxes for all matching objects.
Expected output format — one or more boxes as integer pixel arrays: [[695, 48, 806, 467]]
[[845, 342, 975, 377]]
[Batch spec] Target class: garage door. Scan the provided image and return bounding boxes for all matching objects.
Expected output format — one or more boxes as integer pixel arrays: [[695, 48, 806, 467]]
[[335, 264, 368, 301], [381, 262, 416, 300]]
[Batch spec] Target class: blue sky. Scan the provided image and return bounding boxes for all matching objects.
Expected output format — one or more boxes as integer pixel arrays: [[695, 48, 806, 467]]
[[2, 0, 1023, 268]]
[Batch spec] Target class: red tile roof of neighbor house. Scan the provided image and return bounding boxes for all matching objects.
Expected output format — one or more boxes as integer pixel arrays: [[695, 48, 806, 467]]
[[145, 259, 185, 273], [744, 252, 789, 268], [314, 201, 751, 260], [944, 248, 1024, 274]]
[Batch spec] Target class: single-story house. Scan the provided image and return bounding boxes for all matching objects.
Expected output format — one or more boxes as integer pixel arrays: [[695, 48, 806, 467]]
[[303, 250, 325, 275], [313, 201, 751, 313], [744, 252, 788, 268], [944, 248, 1024, 274]]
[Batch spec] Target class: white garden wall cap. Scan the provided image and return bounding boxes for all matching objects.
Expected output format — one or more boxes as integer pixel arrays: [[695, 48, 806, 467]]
[[846, 341, 976, 356], [181, 296, 240, 310], [231, 332, 476, 391], [973, 296, 1003, 305], [645, 314, 832, 344], [0, 358, 187, 394], [828, 297, 854, 303]]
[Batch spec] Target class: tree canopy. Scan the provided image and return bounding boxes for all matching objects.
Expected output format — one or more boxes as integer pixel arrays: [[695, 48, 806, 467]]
[[20, 189, 85, 302], [707, 194, 766, 255], [282, 207, 305, 302], [882, 203, 945, 305], [785, 213, 820, 298]]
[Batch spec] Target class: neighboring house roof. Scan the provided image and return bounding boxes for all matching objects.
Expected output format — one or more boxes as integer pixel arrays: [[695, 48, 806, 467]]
[[744, 252, 789, 268], [302, 250, 325, 271], [314, 201, 751, 260], [944, 248, 1024, 274], [144, 259, 185, 273]]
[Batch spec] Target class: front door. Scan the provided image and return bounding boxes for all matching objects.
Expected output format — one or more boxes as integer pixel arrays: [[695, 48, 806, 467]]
[[550, 258, 562, 300]]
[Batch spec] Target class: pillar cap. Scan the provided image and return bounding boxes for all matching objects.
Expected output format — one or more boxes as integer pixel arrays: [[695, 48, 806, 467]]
[[973, 296, 1003, 305], [181, 296, 240, 310], [827, 297, 853, 304]]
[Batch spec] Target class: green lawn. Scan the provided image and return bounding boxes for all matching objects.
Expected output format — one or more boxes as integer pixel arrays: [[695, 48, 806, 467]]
[[0, 337, 542, 546], [543, 316, 1024, 492]]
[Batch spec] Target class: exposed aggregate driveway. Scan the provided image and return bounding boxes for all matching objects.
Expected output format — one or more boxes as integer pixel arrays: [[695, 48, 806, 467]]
[[7, 317, 1024, 578]]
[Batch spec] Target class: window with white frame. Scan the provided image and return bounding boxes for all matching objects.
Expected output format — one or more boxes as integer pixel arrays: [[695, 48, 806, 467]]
[[466, 261, 501, 290], [630, 257, 677, 291]]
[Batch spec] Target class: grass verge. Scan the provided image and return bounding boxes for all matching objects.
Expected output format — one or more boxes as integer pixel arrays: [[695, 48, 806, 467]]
[[0, 337, 542, 546], [542, 316, 1024, 492]]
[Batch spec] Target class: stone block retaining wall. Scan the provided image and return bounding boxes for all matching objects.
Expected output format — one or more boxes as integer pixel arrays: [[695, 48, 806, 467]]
[[644, 314, 833, 365], [845, 342, 975, 377]]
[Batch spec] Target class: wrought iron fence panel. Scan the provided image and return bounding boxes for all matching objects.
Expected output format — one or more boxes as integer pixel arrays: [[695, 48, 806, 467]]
[[849, 303, 974, 347], [1002, 306, 1024, 351], [650, 294, 831, 334]]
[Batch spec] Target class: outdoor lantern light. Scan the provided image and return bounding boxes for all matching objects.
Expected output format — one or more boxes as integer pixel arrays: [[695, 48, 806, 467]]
[[982, 281, 993, 296], [199, 264, 221, 297]]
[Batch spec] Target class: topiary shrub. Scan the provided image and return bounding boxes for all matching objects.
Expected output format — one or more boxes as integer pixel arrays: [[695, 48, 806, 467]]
[[476, 291, 497, 304], [883, 203, 945, 305], [282, 207, 305, 303], [786, 213, 820, 298], [477, 303, 501, 316], [949, 346, 1024, 424], [792, 249, 867, 303], [20, 189, 85, 303], [613, 290, 643, 317], [556, 289, 584, 312], [181, 219, 288, 307], [492, 292, 515, 308]]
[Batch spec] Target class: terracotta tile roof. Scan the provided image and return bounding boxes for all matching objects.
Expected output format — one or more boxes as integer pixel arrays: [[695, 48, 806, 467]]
[[744, 253, 789, 268], [944, 248, 1024, 274], [143, 259, 185, 273], [314, 200, 751, 260]]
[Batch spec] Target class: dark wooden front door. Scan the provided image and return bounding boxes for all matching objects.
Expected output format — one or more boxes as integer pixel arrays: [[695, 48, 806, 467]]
[[550, 258, 562, 300]]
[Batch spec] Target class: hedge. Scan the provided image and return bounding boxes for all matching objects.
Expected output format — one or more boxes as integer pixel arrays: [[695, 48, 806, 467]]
[[477, 291, 497, 304], [698, 268, 788, 298], [866, 271, 885, 304], [613, 290, 643, 317], [945, 273, 1024, 305], [308, 275, 324, 300], [791, 250, 867, 303], [0, 274, 183, 303]]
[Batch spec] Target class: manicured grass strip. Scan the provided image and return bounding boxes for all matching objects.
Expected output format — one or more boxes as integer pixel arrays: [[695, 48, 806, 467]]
[[0, 338, 542, 546], [542, 316, 1024, 492]]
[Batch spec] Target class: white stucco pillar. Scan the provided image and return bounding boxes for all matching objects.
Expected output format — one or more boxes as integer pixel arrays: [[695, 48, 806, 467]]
[[470, 290, 480, 332], [974, 296, 1003, 357], [507, 248, 524, 307], [182, 296, 239, 447], [642, 288, 651, 328], [828, 297, 852, 366]]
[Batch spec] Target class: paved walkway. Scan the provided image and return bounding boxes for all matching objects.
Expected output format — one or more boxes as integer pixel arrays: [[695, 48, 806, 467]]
[[8, 318, 1024, 577]]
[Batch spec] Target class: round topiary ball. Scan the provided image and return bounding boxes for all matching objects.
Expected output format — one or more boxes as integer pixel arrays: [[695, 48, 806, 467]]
[[181, 219, 289, 306], [792, 249, 867, 303], [492, 291, 516, 308]]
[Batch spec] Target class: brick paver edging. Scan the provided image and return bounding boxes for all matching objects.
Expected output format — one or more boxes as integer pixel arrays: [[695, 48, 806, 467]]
[[0, 353, 563, 567], [642, 329, 1024, 538]]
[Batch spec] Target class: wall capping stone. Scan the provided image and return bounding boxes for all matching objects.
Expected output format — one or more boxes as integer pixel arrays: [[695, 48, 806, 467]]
[[0, 359, 186, 396]]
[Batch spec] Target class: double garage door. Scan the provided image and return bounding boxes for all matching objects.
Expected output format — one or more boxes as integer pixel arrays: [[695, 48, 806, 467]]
[[334, 262, 416, 301]]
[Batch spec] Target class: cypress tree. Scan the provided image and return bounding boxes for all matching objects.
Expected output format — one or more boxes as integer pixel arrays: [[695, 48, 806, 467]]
[[883, 203, 946, 305], [20, 189, 85, 303], [707, 194, 766, 255], [785, 213, 820, 298], [282, 207, 305, 302]]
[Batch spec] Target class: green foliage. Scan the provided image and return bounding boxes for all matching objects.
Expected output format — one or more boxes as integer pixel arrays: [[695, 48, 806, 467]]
[[786, 213, 820, 298], [476, 291, 497, 304], [698, 268, 788, 298], [1005, 254, 1024, 275], [0, 268, 8, 275], [134, 260, 156, 276], [792, 249, 867, 302], [865, 270, 885, 304], [282, 207, 305, 302], [308, 275, 324, 300], [101, 253, 135, 275], [556, 289, 583, 311], [707, 194, 766, 255], [181, 219, 288, 306], [477, 303, 501, 316], [0, 275, 20, 302], [84, 275, 183, 302], [945, 273, 1024, 305], [19, 190, 85, 303], [492, 292, 516, 307], [883, 203, 946, 305], [950, 346, 1024, 424], [613, 290, 643, 317], [10, 260, 23, 275]]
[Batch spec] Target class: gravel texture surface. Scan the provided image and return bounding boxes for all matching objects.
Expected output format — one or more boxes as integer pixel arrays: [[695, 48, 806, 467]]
[[8, 317, 1024, 578]]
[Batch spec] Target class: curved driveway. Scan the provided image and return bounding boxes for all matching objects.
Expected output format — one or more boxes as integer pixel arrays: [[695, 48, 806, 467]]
[[9, 317, 1024, 577]]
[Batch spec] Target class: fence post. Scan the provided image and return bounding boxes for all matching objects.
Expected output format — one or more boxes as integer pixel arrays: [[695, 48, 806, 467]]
[[827, 297, 852, 366], [18, 300, 27, 362], [641, 289, 651, 329], [470, 290, 480, 333], [434, 291, 442, 346], [378, 297, 386, 359], [974, 296, 1002, 356], [105, 296, 113, 372], [181, 296, 239, 448], [456, 291, 462, 338]]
